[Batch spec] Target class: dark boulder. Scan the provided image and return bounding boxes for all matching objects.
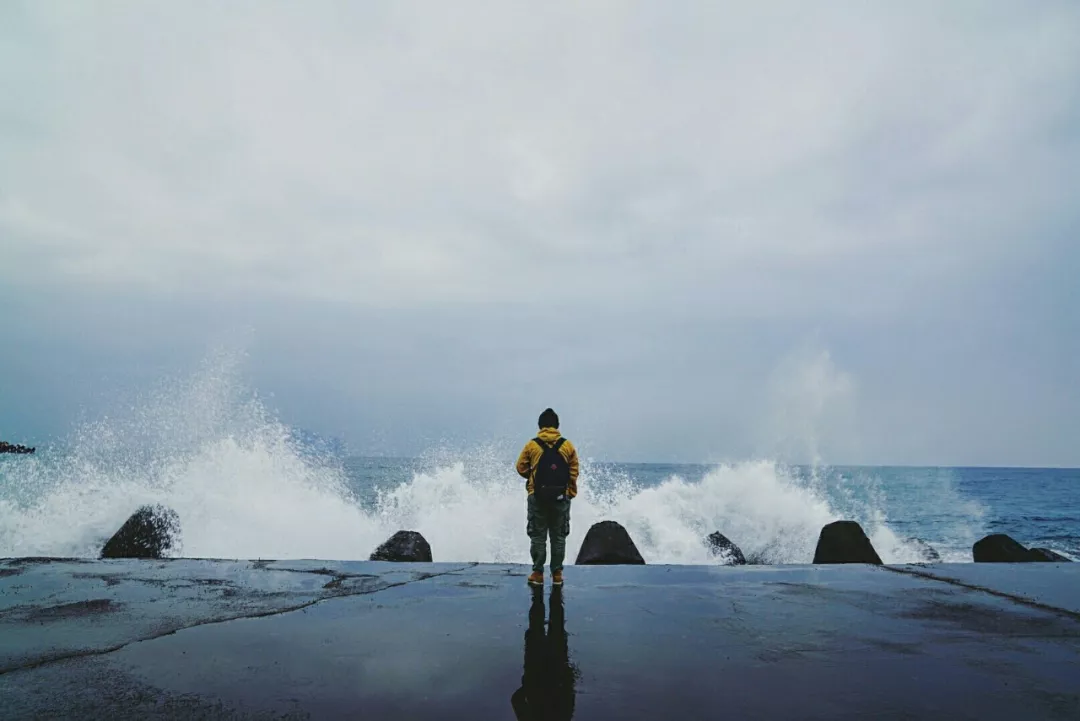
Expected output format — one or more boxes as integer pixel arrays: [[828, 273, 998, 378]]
[[575, 521, 645, 565], [973, 535, 1074, 562], [1028, 547, 1072, 562], [370, 531, 432, 562], [813, 521, 883, 564], [100, 505, 181, 559], [0, 441, 35, 454], [973, 534, 1036, 562], [704, 532, 746, 565], [907, 538, 941, 563]]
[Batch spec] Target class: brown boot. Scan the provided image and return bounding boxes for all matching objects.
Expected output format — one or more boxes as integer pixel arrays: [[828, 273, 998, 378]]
[[527, 571, 544, 586], [552, 570, 564, 586]]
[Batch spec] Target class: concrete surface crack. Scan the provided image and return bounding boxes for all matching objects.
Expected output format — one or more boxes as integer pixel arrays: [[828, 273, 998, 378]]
[[883, 566, 1080, 621], [0, 563, 477, 677]]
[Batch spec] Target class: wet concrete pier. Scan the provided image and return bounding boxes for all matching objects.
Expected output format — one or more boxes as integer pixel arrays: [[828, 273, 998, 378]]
[[1, 558, 1078, 719]]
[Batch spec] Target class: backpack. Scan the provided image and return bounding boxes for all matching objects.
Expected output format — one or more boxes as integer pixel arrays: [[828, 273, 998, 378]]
[[532, 437, 570, 501]]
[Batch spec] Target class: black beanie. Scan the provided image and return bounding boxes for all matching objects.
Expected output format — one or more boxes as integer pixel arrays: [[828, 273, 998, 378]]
[[538, 408, 559, 429]]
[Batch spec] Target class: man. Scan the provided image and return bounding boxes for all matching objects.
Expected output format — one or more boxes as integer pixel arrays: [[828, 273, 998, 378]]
[[516, 408, 579, 586]]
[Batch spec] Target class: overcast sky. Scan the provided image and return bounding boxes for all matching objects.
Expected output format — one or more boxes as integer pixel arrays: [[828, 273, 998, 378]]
[[1, 2, 1078, 466]]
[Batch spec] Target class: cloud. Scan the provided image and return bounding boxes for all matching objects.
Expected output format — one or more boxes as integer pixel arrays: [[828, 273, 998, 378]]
[[1, 1, 1078, 464]]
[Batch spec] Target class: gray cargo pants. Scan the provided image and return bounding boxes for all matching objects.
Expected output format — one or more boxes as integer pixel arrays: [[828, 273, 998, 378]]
[[527, 494, 571, 573]]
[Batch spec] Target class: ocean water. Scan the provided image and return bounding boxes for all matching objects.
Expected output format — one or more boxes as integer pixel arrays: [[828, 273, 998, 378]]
[[1, 359, 1077, 565]]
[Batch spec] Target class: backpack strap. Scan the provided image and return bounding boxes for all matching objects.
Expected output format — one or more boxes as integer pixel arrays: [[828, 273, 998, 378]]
[[533, 437, 565, 453]]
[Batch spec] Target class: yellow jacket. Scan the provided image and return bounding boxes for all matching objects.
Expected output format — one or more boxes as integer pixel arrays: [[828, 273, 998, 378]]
[[516, 427, 579, 498]]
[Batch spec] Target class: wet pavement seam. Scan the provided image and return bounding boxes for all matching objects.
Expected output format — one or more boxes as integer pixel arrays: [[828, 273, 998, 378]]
[[0, 563, 478, 677], [881, 565, 1080, 621]]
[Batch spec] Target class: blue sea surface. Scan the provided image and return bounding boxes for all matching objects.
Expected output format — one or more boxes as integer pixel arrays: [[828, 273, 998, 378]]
[[338, 457, 1079, 562]]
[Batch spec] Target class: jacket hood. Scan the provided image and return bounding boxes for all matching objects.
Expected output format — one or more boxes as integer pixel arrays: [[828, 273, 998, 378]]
[[536, 427, 562, 443]]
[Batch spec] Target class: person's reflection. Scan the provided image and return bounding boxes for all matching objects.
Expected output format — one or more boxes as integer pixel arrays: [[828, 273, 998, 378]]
[[511, 586, 577, 720]]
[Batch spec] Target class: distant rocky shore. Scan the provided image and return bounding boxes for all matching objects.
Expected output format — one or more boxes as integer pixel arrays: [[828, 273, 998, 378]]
[[0, 441, 35, 455]]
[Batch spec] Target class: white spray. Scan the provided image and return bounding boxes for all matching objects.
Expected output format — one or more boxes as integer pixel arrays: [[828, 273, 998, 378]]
[[0, 352, 977, 563]]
